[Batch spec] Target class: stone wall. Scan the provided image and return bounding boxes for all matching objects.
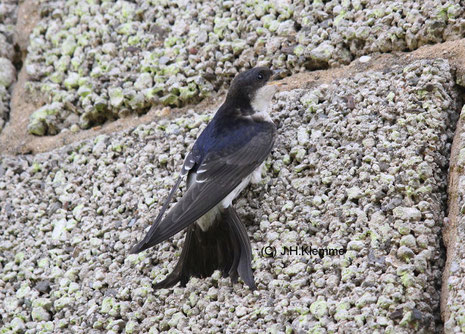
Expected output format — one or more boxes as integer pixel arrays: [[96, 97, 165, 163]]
[[2, 1, 465, 333]]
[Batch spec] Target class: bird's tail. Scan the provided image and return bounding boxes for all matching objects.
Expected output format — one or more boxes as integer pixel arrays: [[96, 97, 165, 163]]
[[153, 206, 256, 290]]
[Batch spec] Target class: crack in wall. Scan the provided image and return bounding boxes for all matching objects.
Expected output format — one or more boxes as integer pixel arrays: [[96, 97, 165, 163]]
[[440, 79, 465, 331]]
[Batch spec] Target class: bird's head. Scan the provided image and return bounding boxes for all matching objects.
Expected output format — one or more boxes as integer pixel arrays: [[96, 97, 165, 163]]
[[225, 67, 282, 113]]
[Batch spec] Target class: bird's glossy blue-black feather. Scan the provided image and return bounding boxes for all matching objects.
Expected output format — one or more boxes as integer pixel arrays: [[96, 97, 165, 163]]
[[129, 66, 277, 290], [191, 111, 272, 169]]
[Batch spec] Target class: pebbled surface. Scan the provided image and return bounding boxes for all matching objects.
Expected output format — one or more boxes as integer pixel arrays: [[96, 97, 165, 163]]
[[0, 58, 459, 333], [0, 0, 20, 134], [17, 0, 465, 135]]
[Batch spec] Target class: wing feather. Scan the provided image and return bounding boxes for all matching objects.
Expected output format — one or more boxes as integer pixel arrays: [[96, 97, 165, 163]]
[[130, 121, 275, 253]]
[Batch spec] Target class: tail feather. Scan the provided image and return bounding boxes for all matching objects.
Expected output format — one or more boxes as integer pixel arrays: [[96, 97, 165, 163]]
[[153, 206, 256, 290], [224, 207, 256, 290]]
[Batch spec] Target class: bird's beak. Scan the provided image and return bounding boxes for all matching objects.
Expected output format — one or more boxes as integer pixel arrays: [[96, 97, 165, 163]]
[[267, 70, 286, 87], [267, 80, 283, 87]]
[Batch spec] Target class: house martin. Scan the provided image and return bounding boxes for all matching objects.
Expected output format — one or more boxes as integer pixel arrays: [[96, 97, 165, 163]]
[[130, 66, 282, 290]]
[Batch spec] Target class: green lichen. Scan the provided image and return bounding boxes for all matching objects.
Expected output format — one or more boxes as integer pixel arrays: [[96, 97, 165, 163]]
[[309, 299, 327, 319]]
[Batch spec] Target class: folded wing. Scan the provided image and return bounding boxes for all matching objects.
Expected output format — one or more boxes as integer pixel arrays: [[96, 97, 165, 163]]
[[130, 121, 276, 254]]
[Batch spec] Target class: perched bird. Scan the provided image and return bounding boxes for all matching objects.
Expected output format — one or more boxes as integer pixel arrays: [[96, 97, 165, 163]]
[[130, 66, 282, 290]]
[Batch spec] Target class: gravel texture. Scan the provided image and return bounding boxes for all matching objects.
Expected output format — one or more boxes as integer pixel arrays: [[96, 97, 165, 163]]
[[0, 0, 19, 134], [0, 58, 458, 333], [24, 0, 465, 135]]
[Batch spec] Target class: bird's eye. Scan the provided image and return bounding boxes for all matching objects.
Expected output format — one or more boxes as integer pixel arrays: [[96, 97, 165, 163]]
[[257, 73, 264, 80]]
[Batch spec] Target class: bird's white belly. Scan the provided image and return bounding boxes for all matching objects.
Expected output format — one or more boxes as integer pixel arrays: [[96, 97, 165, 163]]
[[196, 205, 222, 232], [195, 163, 264, 232]]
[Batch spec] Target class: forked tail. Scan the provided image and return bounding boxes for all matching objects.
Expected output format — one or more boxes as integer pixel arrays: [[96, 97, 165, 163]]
[[153, 206, 256, 290]]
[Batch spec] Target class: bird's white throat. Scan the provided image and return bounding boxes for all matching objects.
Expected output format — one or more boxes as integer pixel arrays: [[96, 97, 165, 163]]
[[250, 85, 277, 121]]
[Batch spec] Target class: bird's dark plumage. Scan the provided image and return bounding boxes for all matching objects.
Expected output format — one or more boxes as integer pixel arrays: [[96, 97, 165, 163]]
[[152, 206, 255, 290], [129, 66, 280, 290]]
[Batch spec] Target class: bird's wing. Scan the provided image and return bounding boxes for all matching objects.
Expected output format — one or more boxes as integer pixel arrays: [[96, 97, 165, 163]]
[[130, 122, 276, 253], [129, 150, 195, 248]]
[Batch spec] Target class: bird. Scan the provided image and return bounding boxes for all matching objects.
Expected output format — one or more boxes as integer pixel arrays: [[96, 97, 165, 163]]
[[129, 66, 282, 290]]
